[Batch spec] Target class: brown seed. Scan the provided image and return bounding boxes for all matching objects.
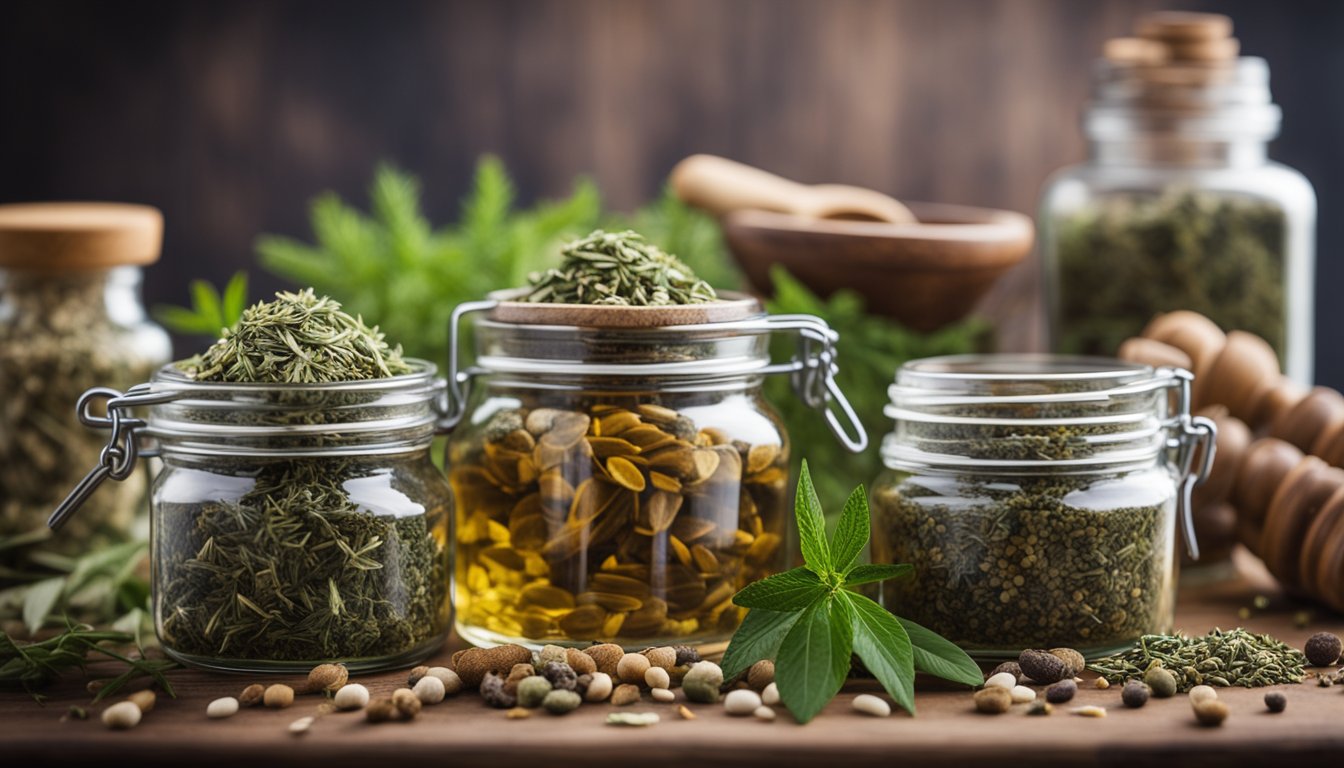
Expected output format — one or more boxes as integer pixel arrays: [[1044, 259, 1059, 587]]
[[642, 646, 678, 671], [305, 663, 348, 694], [452, 644, 534, 689], [585, 643, 626, 678], [408, 665, 430, 687], [611, 684, 642, 706], [392, 688, 422, 719], [617, 653, 652, 684], [506, 707, 532, 719], [239, 683, 266, 707], [606, 457, 647, 492], [125, 690, 156, 714], [1049, 648, 1086, 678], [974, 687, 1013, 715], [264, 684, 295, 709], [1193, 698, 1229, 727], [365, 697, 397, 723], [566, 648, 597, 676], [677, 704, 696, 720], [1019, 649, 1069, 684], [747, 660, 776, 691]]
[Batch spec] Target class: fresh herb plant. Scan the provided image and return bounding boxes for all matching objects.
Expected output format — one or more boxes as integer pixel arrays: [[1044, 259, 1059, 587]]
[[153, 272, 249, 338], [721, 461, 981, 723], [0, 622, 176, 703]]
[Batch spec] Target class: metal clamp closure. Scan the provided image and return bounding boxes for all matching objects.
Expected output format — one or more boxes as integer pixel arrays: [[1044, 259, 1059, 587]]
[[47, 384, 181, 531], [1161, 367, 1218, 560]]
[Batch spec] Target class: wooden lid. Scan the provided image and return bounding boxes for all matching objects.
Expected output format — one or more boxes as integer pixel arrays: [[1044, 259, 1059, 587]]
[[1137, 12, 1233, 42], [0, 202, 163, 271], [486, 288, 763, 328]]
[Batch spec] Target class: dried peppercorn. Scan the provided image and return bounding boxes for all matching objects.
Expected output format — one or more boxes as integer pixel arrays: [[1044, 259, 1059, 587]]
[[1303, 632, 1342, 667], [481, 672, 517, 709], [542, 661, 578, 692]]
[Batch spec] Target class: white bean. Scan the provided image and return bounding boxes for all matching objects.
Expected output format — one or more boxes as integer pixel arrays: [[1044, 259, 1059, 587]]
[[334, 683, 370, 711], [852, 693, 891, 717], [102, 701, 142, 730], [762, 682, 780, 706], [1011, 685, 1037, 704], [984, 672, 1017, 690], [413, 675, 446, 705], [651, 687, 676, 703], [206, 697, 239, 719], [724, 689, 762, 716]]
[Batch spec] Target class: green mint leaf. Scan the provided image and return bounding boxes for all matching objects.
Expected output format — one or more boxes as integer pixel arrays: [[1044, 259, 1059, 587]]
[[899, 616, 983, 687], [829, 484, 870, 574], [221, 272, 249, 328], [721, 608, 802, 680], [732, 568, 826, 611], [794, 461, 832, 575], [189, 280, 223, 330], [843, 563, 913, 587], [777, 594, 852, 724], [843, 592, 916, 715]]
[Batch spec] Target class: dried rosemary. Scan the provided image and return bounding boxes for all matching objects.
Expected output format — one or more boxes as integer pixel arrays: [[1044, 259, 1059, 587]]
[[1088, 628, 1307, 690], [180, 288, 411, 383], [524, 230, 716, 306]]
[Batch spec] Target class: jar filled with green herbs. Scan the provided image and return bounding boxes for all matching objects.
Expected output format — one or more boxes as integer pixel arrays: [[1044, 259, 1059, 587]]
[[1039, 13, 1315, 384], [870, 355, 1215, 659], [49, 290, 451, 672], [0, 203, 172, 571], [445, 230, 866, 651]]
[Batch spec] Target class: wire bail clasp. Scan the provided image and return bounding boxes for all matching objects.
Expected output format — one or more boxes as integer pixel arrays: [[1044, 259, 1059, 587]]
[[47, 384, 180, 531], [1162, 367, 1218, 560], [760, 314, 869, 454]]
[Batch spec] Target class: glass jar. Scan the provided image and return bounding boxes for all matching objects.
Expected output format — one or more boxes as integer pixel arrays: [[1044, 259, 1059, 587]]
[[1039, 56, 1316, 385], [0, 203, 171, 568], [870, 355, 1214, 659], [49, 361, 452, 673], [444, 295, 865, 651]]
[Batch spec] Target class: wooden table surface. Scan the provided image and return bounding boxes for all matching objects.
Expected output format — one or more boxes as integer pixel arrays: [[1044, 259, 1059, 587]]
[[4, 553, 1343, 768]]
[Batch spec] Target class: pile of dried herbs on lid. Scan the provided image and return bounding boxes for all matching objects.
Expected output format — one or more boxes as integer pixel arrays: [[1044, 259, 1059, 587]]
[[157, 289, 448, 667], [524, 229, 717, 306]]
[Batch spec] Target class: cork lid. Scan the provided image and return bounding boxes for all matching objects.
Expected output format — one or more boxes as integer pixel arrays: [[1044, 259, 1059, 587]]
[[0, 202, 164, 271]]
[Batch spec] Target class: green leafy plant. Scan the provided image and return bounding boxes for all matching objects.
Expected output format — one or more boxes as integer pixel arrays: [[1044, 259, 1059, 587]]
[[721, 461, 980, 723], [0, 623, 176, 703], [153, 272, 249, 337]]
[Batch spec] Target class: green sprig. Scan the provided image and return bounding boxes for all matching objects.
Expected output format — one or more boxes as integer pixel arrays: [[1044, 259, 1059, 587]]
[[721, 461, 981, 723]]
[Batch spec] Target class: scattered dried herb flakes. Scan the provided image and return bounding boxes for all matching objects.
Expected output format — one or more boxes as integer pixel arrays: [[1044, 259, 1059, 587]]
[[1089, 628, 1306, 691]]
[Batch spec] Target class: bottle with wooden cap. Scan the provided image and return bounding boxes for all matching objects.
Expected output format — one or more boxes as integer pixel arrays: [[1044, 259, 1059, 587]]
[[1039, 11, 1316, 386], [0, 202, 172, 566]]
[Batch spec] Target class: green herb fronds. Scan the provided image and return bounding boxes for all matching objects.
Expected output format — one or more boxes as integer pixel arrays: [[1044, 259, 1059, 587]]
[[180, 288, 411, 383], [1089, 628, 1306, 690], [721, 462, 981, 723], [524, 229, 716, 306], [153, 272, 249, 338], [0, 623, 176, 703]]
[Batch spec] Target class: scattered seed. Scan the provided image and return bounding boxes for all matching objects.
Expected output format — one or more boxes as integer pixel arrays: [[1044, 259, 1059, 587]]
[[1027, 701, 1053, 716], [762, 682, 780, 706], [1144, 666, 1178, 698], [1049, 648, 1086, 677], [1071, 705, 1107, 718], [677, 704, 696, 720], [101, 701, 142, 730], [425, 667, 463, 696], [1019, 649, 1069, 684], [288, 716, 314, 735], [207, 697, 240, 719], [612, 684, 642, 707], [392, 688, 421, 719], [584, 672, 614, 703], [1264, 691, 1287, 713], [1304, 632, 1342, 667], [1193, 698, 1229, 727], [852, 694, 891, 717], [989, 661, 1023, 683], [1189, 685, 1218, 705], [724, 689, 762, 716], [974, 687, 1012, 714], [642, 646, 677, 671], [1046, 679, 1077, 704], [645, 667, 671, 690], [1122, 681, 1150, 708], [747, 660, 776, 691], [239, 683, 265, 707], [414, 675, 447, 705], [618, 653, 652, 684], [506, 707, 531, 719], [365, 697, 397, 723], [754, 705, 776, 721], [1010, 685, 1037, 704], [682, 661, 724, 704], [408, 665, 430, 687], [264, 684, 295, 709], [606, 712, 660, 727], [984, 672, 1017, 690], [1094, 677, 1110, 690], [651, 688, 676, 703], [305, 663, 348, 694], [542, 689, 582, 715], [334, 683, 370, 711]]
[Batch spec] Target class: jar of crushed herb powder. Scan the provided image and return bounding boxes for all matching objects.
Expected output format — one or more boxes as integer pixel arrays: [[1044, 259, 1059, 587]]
[[49, 291, 451, 672], [0, 203, 171, 570], [442, 289, 865, 652], [870, 355, 1215, 659], [1039, 19, 1315, 384]]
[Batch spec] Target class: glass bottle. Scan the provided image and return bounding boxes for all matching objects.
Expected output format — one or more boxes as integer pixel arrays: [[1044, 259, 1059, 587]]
[[0, 203, 171, 568], [1040, 56, 1316, 385]]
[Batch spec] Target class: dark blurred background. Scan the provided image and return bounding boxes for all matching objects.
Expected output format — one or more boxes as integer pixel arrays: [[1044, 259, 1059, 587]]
[[1, 0, 1340, 385]]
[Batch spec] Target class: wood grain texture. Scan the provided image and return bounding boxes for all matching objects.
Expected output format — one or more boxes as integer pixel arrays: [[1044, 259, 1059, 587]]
[[0, 0, 1340, 387], [2, 553, 1342, 767]]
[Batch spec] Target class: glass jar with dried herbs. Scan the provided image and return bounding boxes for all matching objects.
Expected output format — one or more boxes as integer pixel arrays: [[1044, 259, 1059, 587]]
[[49, 291, 452, 672], [870, 355, 1215, 659], [1039, 29, 1315, 384], [0, 203, 171, 570], [442, 293, 866, 652]]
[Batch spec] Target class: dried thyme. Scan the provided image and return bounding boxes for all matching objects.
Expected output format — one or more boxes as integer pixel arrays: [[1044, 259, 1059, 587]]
[[1088, 628, 1306, 690], [0, 272, 165, 568], [1053, 188, 1287, 360], [158, 290, 447, 666], [524, 230, 716, 306], [179, 288, 411, 383]]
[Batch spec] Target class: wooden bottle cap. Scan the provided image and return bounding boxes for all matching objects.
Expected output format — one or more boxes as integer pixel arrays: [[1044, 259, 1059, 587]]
[[1166, 37, 1240, 63], [1137, 12, 1233, 42], [0, 202, 163, 271]]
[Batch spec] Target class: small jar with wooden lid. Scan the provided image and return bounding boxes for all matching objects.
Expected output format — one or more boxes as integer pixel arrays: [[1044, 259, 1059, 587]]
[[1039, 12, 1316, 385], [0, 203, 172, 565]]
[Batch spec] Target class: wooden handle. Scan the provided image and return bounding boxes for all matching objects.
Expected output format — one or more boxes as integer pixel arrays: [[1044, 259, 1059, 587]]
[[670, 154, 815, 218]]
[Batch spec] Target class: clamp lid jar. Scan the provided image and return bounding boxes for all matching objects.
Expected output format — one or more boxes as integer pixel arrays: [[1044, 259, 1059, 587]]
[[444, 291, 865, 652], [870, 355, 1214, 658], [50, 361, 453, 673]]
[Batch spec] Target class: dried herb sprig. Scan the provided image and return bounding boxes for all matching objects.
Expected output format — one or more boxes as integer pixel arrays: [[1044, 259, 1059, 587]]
[[0, 623, 177, 703], [524, 229, 717, 306], [181, 288, 412, 383], [1089, 628, 1306, 690]]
